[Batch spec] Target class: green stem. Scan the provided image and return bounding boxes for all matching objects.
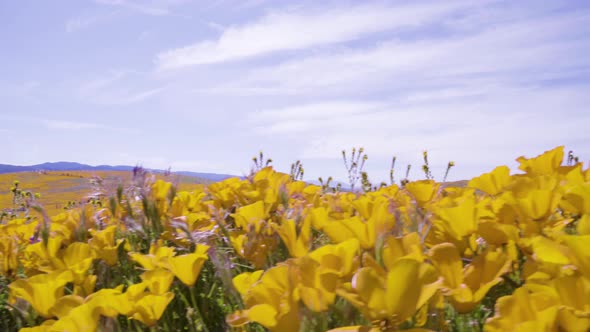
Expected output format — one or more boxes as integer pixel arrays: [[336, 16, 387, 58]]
[[206, 281, 217, 299], [189, 286, 210, 332], [177, 287, 197, 332], [133, 320, 143, 332], [163, 319, 172, 332]]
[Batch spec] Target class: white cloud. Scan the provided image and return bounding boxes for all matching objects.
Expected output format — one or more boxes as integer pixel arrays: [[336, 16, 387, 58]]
[[155, 1, 476, 69], [198, 8, 590, 97]]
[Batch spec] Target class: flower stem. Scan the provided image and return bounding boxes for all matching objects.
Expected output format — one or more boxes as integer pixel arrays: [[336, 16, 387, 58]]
[[190, 286, 210, 332]]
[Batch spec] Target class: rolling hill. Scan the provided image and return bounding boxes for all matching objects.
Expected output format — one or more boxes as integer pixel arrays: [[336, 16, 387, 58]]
[[0, 162, 235, 182], [0, 162, 237, 216]]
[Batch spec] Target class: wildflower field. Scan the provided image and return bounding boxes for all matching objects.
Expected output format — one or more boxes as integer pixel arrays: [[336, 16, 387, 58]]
[[0, 171, 207, 217], [0, 146, 589, 332]]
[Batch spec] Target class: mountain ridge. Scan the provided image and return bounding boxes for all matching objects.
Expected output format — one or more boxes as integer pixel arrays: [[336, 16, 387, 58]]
[[0, 161, 235, 182]]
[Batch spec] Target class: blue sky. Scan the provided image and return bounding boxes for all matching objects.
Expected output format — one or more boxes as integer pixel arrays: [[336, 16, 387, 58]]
[[1, 0, 589, 182]]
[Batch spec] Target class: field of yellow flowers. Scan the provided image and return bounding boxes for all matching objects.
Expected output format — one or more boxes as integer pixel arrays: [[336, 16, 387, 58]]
[[0, 171, 207, 217], [0, 146, 589, 332]]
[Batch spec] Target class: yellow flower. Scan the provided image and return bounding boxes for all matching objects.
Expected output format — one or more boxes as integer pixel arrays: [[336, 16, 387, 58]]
[[232, 200, 268, 232], [227, 263, 300, 332], [274, 215, 311, 258], [562, 235, 590, 278], [321, 216, 365, 247], [48, 302, 99, 332], [208, 177, 250, 209], [73, 274, 97, 298], [151, 179, 173, 213], [251, 167, 291, 209], [516, 146, 564, 176], [23, 287, 125, 332], [115, 282, 149, 316], [0, 237, 18, 276], [283, 240, 361, 313], [428, 195, 480, 254], [129, 241, 175, 271], [295, 255, 338, 312], [308, 238, 360, 281], [477, 221, 519, 247], [51, 295, 84, 319], [468, 166, 511, 196], [322, 205, 394, 251], [485, 287, 559, 331], [167, 244, 209, 286], [430, 243, 511, 313], [49, 289, 124, 332], [169, 190, 207, 217], [9, 270, 74, 318], [232, 270, 264, 297], [57, 242, 95, 285], [89, 225, 124, 266], [553, 275, 590, 331], [560, 183, 590, 215], [131, 292, 175, 327], [24, 236, 64, 273], [337, 258, 438, 329], [381, 232, 424, 269], [531, 236, 571, 266], [577, 214, 590, 235], [405, 180, 440, 208], [516, 189, 561, 221], [140, 268, 175, 295], [230, 229, 278, 269]]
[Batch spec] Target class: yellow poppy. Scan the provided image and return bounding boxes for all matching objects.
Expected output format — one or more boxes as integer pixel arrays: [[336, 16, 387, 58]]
[[9, 270, 74, 318], [337, 258, 438, 329], [468, 166, 511, 196], [167, 244, 209, 286], [430, 243, 511, 313]]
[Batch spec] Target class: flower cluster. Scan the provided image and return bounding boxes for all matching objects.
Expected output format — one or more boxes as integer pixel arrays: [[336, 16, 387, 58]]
[[0, 146, 588, 331]]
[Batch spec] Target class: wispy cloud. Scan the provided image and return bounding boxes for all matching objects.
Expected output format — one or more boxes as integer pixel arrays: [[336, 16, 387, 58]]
[[250, 101, 385, 134], [43, 120, 105, 130], [4, 0, 589, 180], [42, 120, 138, 133], [155, 1, 476, 70], [0, 81, 40, 97], [78, 71, 128, 95], [77, 71, 164, 105], [204, 9, 590, 97], [94, 0, 189, 16], [113, 87, 164, 105], [65, 13, 112, 32], [246, 84, 590, 179]]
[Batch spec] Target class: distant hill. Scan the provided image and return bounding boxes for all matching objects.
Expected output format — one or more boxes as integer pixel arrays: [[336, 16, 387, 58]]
[[0, 162, 235, 182]]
